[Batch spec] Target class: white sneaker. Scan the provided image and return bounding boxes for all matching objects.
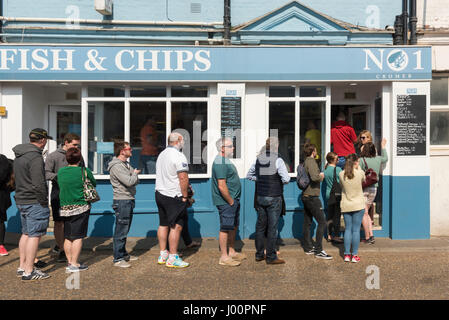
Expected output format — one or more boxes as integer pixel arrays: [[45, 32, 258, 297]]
[[114, 260, 131, 268], [166, 254, 189, 268], [158, 251, 169, 265]]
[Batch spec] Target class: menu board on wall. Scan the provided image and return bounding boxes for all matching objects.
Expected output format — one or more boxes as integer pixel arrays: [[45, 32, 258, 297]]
[[221, 96, 241, 158], [396, 95, 426, 156]]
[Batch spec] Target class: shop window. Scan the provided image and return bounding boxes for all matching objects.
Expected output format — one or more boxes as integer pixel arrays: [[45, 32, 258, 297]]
[[130, 87, 166, 97], [430, 111, 449, 145], [130, 102, 167, 173], [269, 86, 295, 97], [300, 101, 325, 166], [431, 77, 448, 106], [300, 86, 326, 97], [87, 102, 124, 174], [269, 102, 295, 172], [172, 102, 208, 174], [88, 86, 125, 97], [171, 85, 208, 97]]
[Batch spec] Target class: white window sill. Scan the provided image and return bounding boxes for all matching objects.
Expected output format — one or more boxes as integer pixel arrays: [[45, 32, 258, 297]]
[[93, 174, 211, 180], [430, 146, 449, 156]]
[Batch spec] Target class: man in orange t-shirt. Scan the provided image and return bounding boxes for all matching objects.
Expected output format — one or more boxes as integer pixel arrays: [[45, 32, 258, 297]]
[[140, 118, 159, 174]]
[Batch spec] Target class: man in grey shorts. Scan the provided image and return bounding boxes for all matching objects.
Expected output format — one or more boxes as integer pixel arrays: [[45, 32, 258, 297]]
[[211, 137, 246, 266], [13, 128, 52, 281]]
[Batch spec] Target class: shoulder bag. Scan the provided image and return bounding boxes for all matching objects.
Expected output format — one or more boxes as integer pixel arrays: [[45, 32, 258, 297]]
[[362, 157, 378, 189], [82, 167, 100, 203], [327, 166, 342, 206]]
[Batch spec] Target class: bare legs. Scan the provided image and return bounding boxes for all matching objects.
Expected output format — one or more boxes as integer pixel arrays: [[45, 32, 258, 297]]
[[64, 239, 83, 267], [19, 234, 41, 274], [362, 204, 373, 240], [54, 221, 64, 250], [219, 228, 237, 260], [158, 225, 183, 255]]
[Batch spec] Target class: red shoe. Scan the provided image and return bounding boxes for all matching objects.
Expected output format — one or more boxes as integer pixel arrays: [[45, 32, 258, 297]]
[[344, 254, 351, 262], [351, 255, 361, 263], [0, 245, 9, 256]]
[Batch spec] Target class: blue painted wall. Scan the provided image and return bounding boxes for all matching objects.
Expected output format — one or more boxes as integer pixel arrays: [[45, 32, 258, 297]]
[[3, 0, 401, 28], [390, 176, 430, 240], [2, 1, 397, 44], [6, 175, 414, 240]]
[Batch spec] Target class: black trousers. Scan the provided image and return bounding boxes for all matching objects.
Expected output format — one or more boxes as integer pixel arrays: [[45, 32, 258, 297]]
[[327, 203, 342, 238], [0, 221, 5, 245], [302, 196, 326, 252]]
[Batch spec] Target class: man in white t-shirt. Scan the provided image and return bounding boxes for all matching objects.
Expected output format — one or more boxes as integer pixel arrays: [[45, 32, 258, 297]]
[[155, 132, 190, 268]]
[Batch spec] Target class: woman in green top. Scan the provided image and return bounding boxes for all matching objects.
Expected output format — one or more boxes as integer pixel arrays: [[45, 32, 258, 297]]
[[323, 152, 343, 243], [359, 139, 388, 245], [58, 147, 96, 273]]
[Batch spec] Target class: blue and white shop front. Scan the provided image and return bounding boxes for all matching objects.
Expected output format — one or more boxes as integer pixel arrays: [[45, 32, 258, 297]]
[[0, 45, 431, 240]]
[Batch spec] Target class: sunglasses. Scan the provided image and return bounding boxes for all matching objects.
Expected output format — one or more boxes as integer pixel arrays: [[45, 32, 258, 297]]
[[223, 145, 234, 148], [360, 136, 367, 140]]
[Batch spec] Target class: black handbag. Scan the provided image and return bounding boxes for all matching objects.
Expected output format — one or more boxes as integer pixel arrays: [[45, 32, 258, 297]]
[[327, 166, 342, 206]]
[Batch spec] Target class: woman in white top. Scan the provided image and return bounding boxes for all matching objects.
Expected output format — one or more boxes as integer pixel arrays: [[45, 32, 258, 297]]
[[339, 154, 366, 263]]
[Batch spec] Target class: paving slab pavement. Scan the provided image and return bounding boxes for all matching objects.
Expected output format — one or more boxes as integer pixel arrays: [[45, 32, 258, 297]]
[[1, 233, 448, 301], [4, 232, 449, 254]]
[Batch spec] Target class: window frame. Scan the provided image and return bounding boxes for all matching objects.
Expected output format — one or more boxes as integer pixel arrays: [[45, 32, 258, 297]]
[[430, 74, 449, 155], [81, 85, 211, 179], [266, 84, 331, 177]]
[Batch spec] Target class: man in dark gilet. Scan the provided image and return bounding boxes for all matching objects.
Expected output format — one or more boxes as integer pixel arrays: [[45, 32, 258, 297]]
[[247, 137, 290, 264]]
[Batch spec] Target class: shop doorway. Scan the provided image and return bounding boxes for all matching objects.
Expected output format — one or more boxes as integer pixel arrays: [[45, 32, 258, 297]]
[[331, 105, 373, 137], [49, 105, 81, 148], [331, 103, 383, 231]]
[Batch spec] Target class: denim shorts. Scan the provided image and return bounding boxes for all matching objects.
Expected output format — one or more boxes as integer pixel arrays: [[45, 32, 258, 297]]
[[363, 187, 377, 206], [18, 204, 50, 237], [217, 199, 240, 231]]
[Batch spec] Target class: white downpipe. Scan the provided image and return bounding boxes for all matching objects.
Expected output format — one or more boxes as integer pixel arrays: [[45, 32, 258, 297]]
[[0, 16, 223, 27]]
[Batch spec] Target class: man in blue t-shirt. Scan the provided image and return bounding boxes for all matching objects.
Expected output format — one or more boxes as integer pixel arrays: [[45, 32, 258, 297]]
[[211, 137, 246, 267]]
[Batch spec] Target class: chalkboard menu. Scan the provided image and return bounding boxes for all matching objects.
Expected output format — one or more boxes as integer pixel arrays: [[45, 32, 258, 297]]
[[397, 95, 426, 156], [221, 97, 241, 158]]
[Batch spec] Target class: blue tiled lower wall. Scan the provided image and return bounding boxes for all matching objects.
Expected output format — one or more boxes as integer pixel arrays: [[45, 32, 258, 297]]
[[390, 176, 430, 239], [5, 175, 429, 240]]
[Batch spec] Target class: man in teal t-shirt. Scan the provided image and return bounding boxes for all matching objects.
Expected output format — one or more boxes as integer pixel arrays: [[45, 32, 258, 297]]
[[211, 137, 245, 267]]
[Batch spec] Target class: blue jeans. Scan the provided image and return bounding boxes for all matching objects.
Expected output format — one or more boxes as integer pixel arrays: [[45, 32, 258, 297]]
[[255, 196, 282, 262], [112, 200, 135, 262], [343, 209, 365, 255]]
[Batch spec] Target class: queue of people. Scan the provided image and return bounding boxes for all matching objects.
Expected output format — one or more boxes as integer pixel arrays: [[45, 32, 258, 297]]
[[1, 117, 388, 280]]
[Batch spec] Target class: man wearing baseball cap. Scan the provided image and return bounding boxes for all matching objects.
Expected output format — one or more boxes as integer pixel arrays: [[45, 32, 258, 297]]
[[12, 128, 53, 281]]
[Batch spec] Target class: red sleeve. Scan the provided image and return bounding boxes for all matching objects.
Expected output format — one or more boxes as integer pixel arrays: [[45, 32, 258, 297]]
[[350, 127, 357, 142]]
